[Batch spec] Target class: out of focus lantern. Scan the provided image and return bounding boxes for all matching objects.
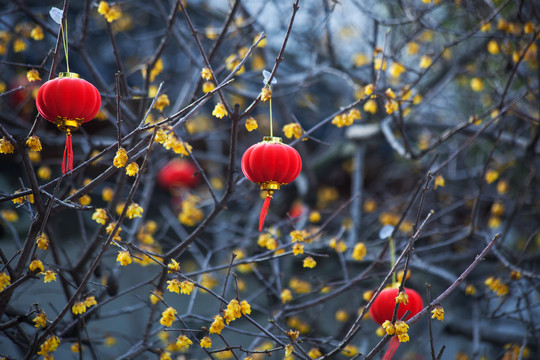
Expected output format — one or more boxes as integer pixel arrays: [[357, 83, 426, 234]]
[[36, 72, 101, 174], [241, 136, 302, 231], [158, 158, 200, 190]]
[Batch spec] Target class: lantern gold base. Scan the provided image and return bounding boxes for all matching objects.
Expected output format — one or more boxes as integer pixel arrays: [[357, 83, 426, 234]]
[[260, 181, 281, 191], [55, 117, 84, 133], [262, 136, 282, 143], [59, 72, 80, 79]]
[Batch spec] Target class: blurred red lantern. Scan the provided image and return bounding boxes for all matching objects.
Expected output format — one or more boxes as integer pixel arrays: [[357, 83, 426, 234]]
[[241, 136, 302, 231], [158, 158, 200, 190], [36, 72, 101, 174], [369, 286, 423, 325]]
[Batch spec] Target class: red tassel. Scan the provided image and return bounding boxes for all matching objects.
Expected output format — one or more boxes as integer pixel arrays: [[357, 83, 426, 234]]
[[259, 194, 272, 231], [382, 337, 400, 360], [62, 132, 74, 174]]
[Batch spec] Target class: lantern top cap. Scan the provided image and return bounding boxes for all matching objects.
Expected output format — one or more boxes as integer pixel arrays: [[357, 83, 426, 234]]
[[262, 136, 282, 144], [59, 72, 80, 79]]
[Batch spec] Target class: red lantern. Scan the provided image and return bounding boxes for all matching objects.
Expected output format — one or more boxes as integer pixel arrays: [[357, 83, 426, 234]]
[[241, 136, 302, 231], [158, 159, 201, 190], [369, 286, 423, 325], [36, 72, 101, 174]]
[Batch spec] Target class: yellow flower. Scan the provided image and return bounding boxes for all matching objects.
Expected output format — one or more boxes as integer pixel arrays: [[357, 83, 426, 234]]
[[84, 296, 98, 307], [92, 208, 108, 225], [71, 343, 84, 353], [389, 62, 406, 78], [176, 335, 193, 350], [395, 291, 409, 305], [487, 40, 499, 55], [0, 137, 15, 154], [212, 103, 228, 119], [303, 256, 317, 268], [224, 299, 242, 324], [363, 99, 377, 114], [30, 26, 44, 41], [308, 348, 322, 359], [37, 166, 51, 180], [419, 55, 432, 68], [279, 289, 293, 304], [209, 315, 225, 334], [352, 242, 367, 261], [154, 94, 170, 111], [465, 284, 477, 295], [168, 259, 180, 273], [13, 38, 27, 52], [308, 211, 321, 223], [485, 169, 499, 184], [254, 33, 267, 47], [364, 83, 374, 96], [260, 87, 272, 102], [150, 290, 162, 305], [397, 333, 409, 343], [0, 272, 11, 291], [117, 251, 132, 266], [1, 209, 18, 222], [282, 123, 302, 139], [373, 57, 387, 71], [125, 162, 139, 176], [202, 81, 215, 93], [113, 147, 128, 168], [167, 279, 180, 293], [37, 335, 60, 357], [72, 301, 87, 315], [434, 174, 445, 189], [43, 270, 57, 283], [126, 203, 143, 219], [240, 300, 251, 315], [26, 70, 41, 82], [332, 113, 353, 128], [160, 307, 177, 327], [29, 259, 44, 273], [180, 280, 194, 294], [33, 312, 47, 328], [352, 53, 368, 67], [342, 344, 359, 357], [200, 336, 212, 348], [292, 243, 304, 256], [36, 233, 49, 250], [431, 306, 444, 321], [470, 77, 484, 92], [245, 117, 258, 132], [382, 320, 395, 335], [491, 202, 504, 216], [201, 67, 213, 81], [98, 1, 122, 23], [335, 310, 349, 322], [102, 187, 114, 202]]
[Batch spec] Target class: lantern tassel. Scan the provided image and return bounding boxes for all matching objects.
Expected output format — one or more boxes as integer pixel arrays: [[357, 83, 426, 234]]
[[259, 191, 273, 231], [382, 337, 400, 360], [62, 131, 74, 174]]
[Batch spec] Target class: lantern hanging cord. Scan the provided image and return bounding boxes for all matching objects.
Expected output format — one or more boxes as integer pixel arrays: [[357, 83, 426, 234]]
[[389, 235, 396, 284], [61, 17, 70, 73], [268, 85, 273, 138]]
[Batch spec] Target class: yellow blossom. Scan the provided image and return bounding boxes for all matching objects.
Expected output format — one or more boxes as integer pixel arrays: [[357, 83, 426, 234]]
[[34, 233, 49, 250], [168, 259, 180, 273], [0, 137, 15, 154], [308, 210, 321, 223], [72, 301, 87, 315], [92, 208, 108, 225], [487, 40, 499, 55], [303, 256, 317, 268], [277, 289, 293, 307], [382, 320, 395, 335], [292, 243, 304, 256], [33, 312, 47, 328], [385, 99, 398, 114], [485, 169, 499, 184], [470, 77, 484, 92], [37, 335, 60, 357], [434, 174, 445, 189], [78, 194, 91, 206], [335, 310, 349, 322], [180, 280, 194, 294], [176, 335, 193, 350], [431, 306, 444, 321], [245, 117, 258, 131], [154, 94, 170, 111], [126, 203, 143, 219], [224, 299, 242, 324], [43, 270, 57, 283], [13, 38, 27, 52], [84, 296, 98, 307], [395, 291, 409, 305], [113, 147, 128, 168], [389, 62, 406, 78], [510, 270, 521, 280], [200, 67, 212, 81], [364, 83, 374, 96], [155, 128, 168, 144], [363, 290, 374, 301], [465, 284, 477, 295], [70, 343, 83, 353], [419, 55, 432, 68], [29, 259, 44, 273], [30, 26, 44, 40], [125, 162, 139, 176], [282, 123, 303, 139], [117, 251, 132, 266], [37, 166, 51, 180], [352, 242, 367, 261], [98, 1, 122, 23], [254, 33, 267, 47], [212, 103, 228, 119], [332, 113, 353, 128], [209, 315, 225, 334], [0, 272, 11, 291], [1, 209, 18, 222], [260, 87, 272, 102], [26, 70, 41, 82], [200, 336, 212, 348], [308, 348, 322, 359], [363, 99, 377, 114], [240, 300, 251, 315], [342, 344, 359, 357], [397, 333, 409, 342], [352, 53, 368, 67], [160, 307, 177, 327], [102, 187, 114, 202], [202, 81, 215, 93], [374, 57, 387, 71], [167, 279, 180, 293], [491, 202, 504, 216], [150, 290, 162, 305]]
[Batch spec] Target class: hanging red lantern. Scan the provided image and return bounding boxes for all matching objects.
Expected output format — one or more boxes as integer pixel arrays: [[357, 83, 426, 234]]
[[241, 136, 302, 231], [36, 72, 101, 174], [369, 286, 423, 325], [158, 158, 201, 190]]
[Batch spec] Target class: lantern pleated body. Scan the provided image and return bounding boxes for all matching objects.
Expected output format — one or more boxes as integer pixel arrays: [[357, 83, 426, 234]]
[[369, 286, 423, 360], [241, 137, 302, 231], [36, 72, 101, 174], [158, 159, 201, 190]]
